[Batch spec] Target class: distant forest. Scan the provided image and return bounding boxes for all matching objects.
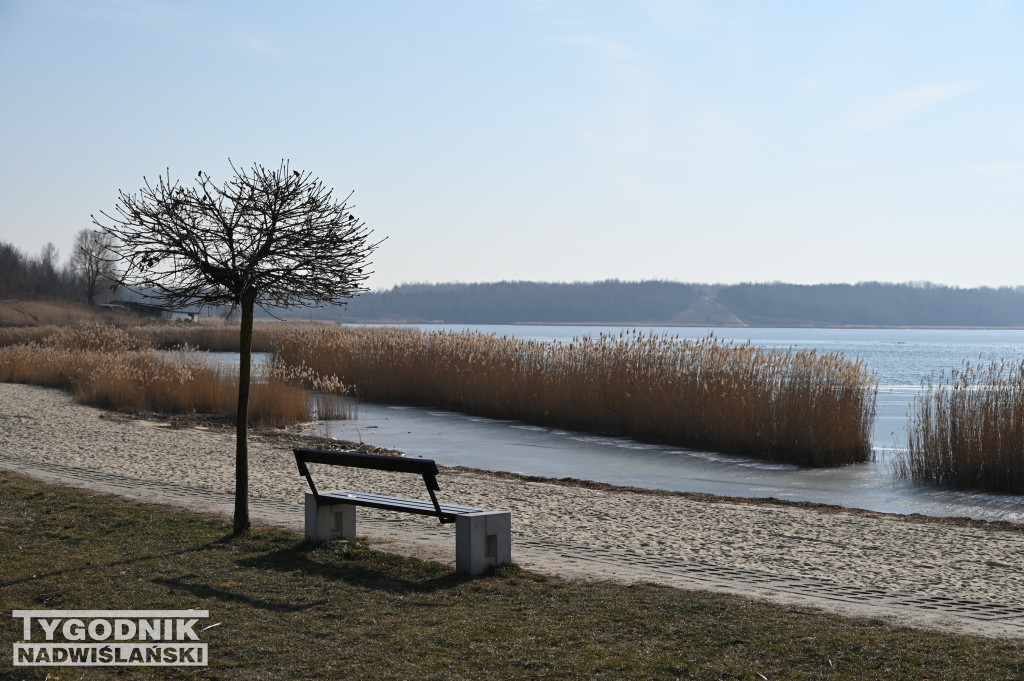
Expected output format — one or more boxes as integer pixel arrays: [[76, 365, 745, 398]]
[[0, 239, 91, 302], [297, 280, 1024, 328], [7, 231, 1024, 328], [329, 281, 704, 325]]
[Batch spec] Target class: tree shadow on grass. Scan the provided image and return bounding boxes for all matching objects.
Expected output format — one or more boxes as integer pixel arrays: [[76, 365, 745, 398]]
[[150, 575, 330, 613], [0, 539, 226, 590]]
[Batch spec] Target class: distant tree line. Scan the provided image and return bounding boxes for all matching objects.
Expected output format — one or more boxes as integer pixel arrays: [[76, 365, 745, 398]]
[[715, 282, 1024, 327], [306, 280, 1024, 328], [0, 231, 119, 303], [329, 280, 702, 324]]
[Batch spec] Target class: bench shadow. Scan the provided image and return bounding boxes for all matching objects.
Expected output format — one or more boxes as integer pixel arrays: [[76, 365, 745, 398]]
[[236, 539, 472, 596]]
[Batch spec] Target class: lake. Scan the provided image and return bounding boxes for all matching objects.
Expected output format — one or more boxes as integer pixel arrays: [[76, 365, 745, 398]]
[[306, 325, 1024, 522]]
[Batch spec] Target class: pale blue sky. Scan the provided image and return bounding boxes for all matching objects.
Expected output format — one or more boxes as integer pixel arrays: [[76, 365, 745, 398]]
[[1, 0, 1021, 290]]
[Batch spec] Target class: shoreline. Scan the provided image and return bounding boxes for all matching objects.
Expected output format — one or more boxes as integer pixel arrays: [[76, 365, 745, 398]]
[[443, 465, 1024, 535], [127, 410, 1024, 536]]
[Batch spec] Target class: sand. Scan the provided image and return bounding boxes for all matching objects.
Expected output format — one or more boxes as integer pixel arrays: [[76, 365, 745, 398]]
[[2, 382, 1023, 639]]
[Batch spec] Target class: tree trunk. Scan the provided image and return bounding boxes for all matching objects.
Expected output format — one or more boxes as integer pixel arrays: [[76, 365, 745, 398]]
[[233, 290, 256, 534]]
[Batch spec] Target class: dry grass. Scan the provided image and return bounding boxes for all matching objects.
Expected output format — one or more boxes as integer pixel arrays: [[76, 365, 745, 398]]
[[0, 299, 128, 327], [6, 472, 1022, 681], [141, 320, 306, 353], [0, 324, 324, 426], [896, 359, 1024, 493], [274, 326, 878, 466], [0, 317, 305, 352]]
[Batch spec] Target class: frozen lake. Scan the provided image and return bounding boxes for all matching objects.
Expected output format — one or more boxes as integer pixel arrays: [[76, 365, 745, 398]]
[[305, 325, 1024, 523]]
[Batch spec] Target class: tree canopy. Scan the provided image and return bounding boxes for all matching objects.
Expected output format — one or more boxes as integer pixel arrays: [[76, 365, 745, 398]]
[[94, 160, 381, 532], [93, 160, 380, 312]]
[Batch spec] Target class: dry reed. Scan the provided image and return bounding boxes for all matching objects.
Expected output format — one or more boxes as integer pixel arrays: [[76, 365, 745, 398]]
[[274, 326, 878, 466], [896, 360, 1024, 493], [0, 324, 331, 427], [1, 322, 876, 464]]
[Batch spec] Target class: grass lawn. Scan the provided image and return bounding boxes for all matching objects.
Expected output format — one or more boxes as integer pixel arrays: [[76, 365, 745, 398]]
[[1, 471, 1021, 680]]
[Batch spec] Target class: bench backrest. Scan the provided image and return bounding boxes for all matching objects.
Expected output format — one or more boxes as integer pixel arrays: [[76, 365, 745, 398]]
[[293, 447, 445, 515]]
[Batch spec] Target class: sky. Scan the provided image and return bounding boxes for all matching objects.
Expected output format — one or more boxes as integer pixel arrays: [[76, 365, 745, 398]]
[[0, 0, 1022, 291]]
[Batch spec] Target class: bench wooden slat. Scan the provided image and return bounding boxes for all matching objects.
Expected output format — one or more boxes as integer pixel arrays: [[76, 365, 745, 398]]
[[319, 490, 485, 519]]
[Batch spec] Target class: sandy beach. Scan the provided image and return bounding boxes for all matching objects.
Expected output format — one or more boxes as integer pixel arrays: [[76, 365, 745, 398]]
[[2, 382, 1023, 639]]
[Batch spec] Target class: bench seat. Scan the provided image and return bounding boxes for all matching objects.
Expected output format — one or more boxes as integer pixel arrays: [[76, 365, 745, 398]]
[[318, 489, 486, 520]]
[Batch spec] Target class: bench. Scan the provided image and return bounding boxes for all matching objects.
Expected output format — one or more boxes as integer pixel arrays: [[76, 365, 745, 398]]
[[293, 447, 511, 575]]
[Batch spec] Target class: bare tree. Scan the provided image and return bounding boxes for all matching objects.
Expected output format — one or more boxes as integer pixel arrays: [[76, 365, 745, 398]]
[[69, 229, 119, 304], [0, 241, 28, 298], [34, 243, 61, 299], [93, 160, 381, 533]]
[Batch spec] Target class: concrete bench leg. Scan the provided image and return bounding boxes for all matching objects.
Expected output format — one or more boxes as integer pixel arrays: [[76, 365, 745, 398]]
[[455, 511, 511, 576], [304, 493, 356, 542]]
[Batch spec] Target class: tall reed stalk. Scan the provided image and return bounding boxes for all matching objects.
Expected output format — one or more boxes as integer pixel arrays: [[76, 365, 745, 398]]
[[274, 327, 878, 466], [896, 359, 1024, 493]]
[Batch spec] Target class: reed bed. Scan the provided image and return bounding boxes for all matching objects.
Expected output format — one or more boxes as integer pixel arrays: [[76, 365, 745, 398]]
[[274, 326, 878, 466], [0, 324, 335, 427], [896, 360, 1024, 494]]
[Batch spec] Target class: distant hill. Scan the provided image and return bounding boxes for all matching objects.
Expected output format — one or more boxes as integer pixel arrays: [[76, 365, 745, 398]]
[[260, 280, 1024, 328]]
